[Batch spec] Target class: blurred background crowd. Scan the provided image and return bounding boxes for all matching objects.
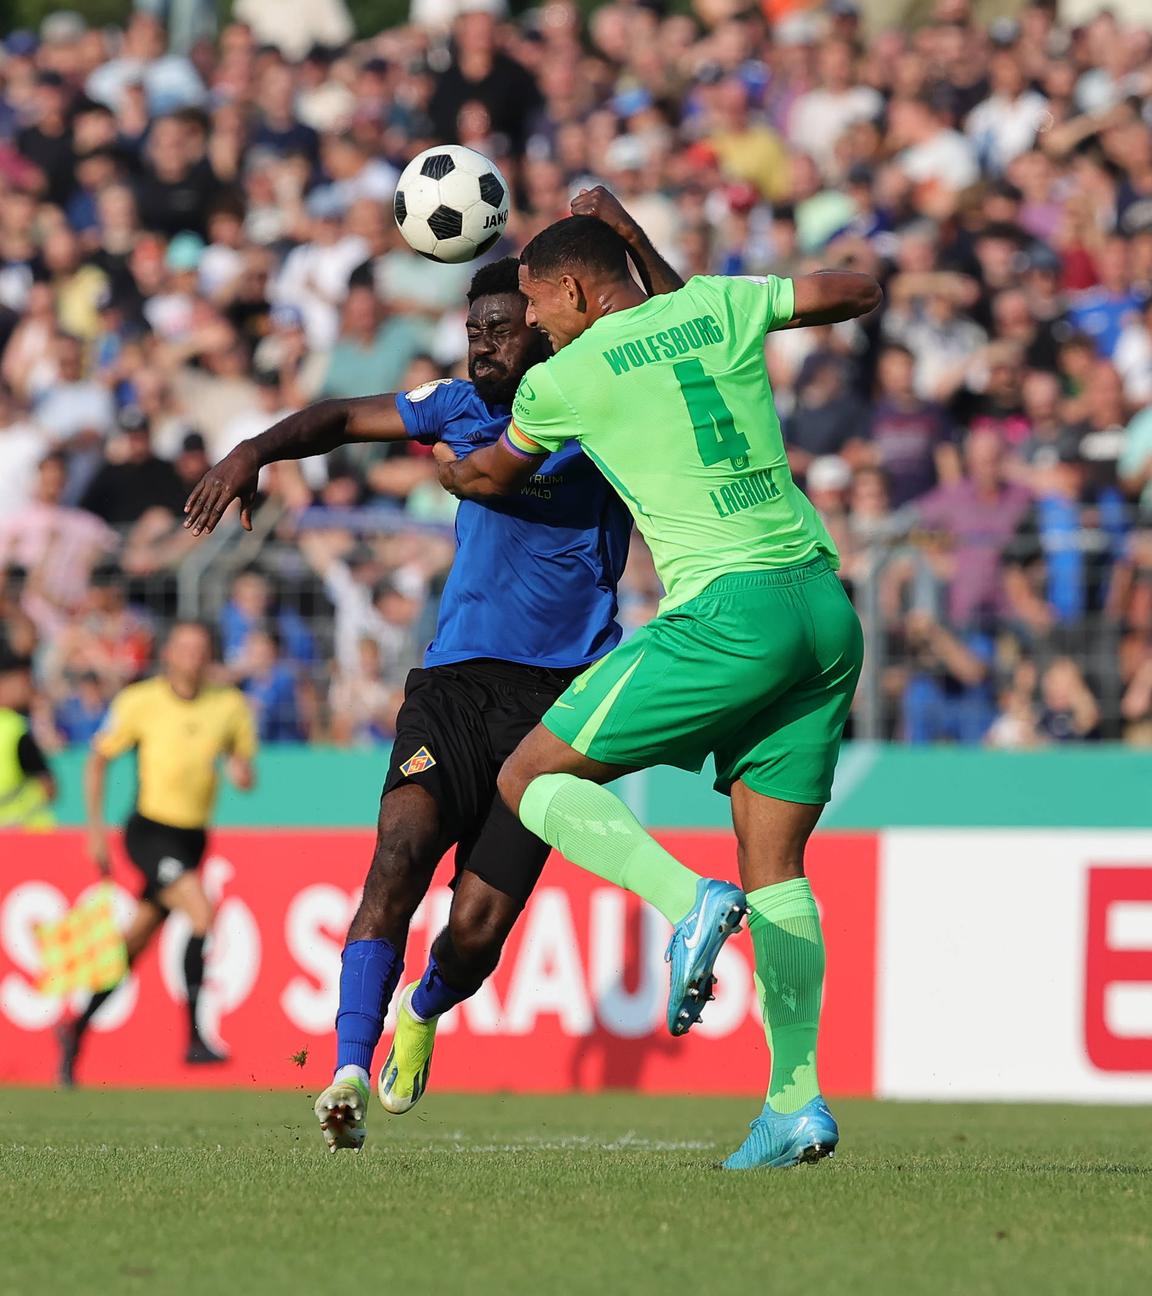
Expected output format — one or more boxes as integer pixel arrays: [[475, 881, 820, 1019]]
[[2, 0, 1152, 749]]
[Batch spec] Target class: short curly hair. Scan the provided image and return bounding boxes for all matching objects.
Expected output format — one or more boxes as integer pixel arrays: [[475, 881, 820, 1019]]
[[467, 256, 523, 304]]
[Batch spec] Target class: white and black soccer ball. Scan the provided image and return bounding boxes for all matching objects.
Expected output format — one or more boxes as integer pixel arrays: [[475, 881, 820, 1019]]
[[393, 145, 511, 264]]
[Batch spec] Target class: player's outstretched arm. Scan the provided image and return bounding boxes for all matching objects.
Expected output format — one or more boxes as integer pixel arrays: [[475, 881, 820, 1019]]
[[570, 187, 684, 297], [83, 749, 112, 877], [432, 433, 543, 501], [183, 395, 410, 535], [778, 271, 884, 330]]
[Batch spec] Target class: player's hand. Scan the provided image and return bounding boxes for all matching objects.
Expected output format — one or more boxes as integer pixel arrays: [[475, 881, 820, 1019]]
[[227, 755, 254, 793], [571, 186, 634, 235], [432, 441, 459, 491], [88, 831, 112, 877], [184, 442, 260, 536]]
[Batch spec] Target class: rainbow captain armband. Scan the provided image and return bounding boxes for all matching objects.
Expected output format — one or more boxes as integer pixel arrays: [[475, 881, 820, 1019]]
[[504, 423, 547, 459]]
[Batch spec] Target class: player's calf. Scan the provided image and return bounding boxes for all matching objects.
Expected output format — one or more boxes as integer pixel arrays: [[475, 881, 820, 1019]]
[[379, 924, 497, 1115]]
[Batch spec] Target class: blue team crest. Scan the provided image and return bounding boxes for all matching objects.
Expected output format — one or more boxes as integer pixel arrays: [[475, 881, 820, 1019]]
[[400, 746, 437, 776], [407, 379, 453, 403]]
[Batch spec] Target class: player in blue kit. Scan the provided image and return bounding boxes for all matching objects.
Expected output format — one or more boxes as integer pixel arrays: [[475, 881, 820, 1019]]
[[185, 194, 688, 1150]]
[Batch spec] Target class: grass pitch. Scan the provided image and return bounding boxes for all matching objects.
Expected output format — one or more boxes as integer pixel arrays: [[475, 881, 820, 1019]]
[[2, 1090, 1149, 1296]]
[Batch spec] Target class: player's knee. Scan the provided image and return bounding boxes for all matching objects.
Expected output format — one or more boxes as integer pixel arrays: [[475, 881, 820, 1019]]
[[446, 895, 517, 976], [496, 755, 530, 816]]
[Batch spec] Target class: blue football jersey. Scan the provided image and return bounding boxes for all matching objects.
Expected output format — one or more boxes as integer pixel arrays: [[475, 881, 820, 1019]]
[[395, 378, 631, 670]]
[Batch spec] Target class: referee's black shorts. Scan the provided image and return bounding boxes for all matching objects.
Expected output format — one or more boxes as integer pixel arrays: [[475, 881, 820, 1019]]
[[382, 657, 585, 904], [123, 812, 207, 905]]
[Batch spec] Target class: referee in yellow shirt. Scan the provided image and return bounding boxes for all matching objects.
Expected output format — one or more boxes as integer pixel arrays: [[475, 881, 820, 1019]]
[[57, 621, 257, 1085]]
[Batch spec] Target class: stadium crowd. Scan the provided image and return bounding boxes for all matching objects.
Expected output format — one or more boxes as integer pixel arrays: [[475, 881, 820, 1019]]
[[2, 0, 1152, 747]]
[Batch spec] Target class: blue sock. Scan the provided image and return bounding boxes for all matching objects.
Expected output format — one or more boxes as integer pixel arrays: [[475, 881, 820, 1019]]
[[409, 953, 474, 1021], [335, 938, 403, 1073]]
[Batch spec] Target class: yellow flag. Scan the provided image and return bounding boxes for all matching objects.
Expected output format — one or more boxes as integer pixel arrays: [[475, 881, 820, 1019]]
[[36, 885, 127, 997]]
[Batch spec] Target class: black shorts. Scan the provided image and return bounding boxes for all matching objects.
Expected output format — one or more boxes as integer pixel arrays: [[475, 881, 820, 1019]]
[[124, 812, 207, 905], [382, 657, 585, 903]]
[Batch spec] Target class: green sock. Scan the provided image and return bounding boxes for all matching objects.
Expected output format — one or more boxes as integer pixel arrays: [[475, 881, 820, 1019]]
[[748, 877, 825, 1115], [519, 773, 700, 922]]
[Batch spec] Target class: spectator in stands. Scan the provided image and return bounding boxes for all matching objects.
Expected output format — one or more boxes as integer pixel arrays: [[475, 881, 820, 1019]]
[[890, 92, 979, 205], [216, 367, 298, 470], [0, 452, 117, 635], [79, 408, 186, 525], [0, 383, 46, 524], [220, 570, 315, 669], [319, 285, 423, 400], [430, 1, 542, 160], [784, 352, 864, 483], [1119, 396, 1152, 516], [270, 194, 369, 352], [53, 670, 109, 747], [1036, 657, 1101, 742], [965, 37, 1049, 175], [1066, 235, 1146, 359], [1060, 360, 1130, 488], [16, 70, 75, 207], [915, 430, 1033, 630], [985, 659, 1044, 750], [867, 343, 957, 507], [235, 625, 304, 743], [85, 11, 205, 116], [173, 432, 212, 495], [43, 564, 153, 698], [327, 636, 402, 746], [1121, 649, 1152, 743], [705, 75, 791, 203], [33, 333, 116, 499], [169, 321, 261, 461], [899, 610, 997, 744], [788, 38, 882, 177], [1004, 444, 1128, 641], [134, 113, 218, 240]]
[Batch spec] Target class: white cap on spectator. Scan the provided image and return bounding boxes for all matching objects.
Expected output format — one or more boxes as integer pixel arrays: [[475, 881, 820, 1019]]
[[807, 456, 853, 494], [606, 134, 650, 174], [39, 11, 88, 45], [456, 0, 509, 18], [774, 13, 821, 47]]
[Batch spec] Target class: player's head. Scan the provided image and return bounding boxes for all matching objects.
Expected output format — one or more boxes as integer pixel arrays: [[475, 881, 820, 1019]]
[[465, 256, 549, 405], [0, 653, 33, 712], [163, 620, 215, 687], [518, 216, 634, 350]]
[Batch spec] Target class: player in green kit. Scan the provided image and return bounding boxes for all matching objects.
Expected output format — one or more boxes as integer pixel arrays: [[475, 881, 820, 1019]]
[[434, 214, 881, 1170]]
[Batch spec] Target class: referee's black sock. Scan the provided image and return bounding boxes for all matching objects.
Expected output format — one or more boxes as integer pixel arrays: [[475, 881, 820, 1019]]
[[184, 935, 206, 1045], [74, 985, 119, 1039]]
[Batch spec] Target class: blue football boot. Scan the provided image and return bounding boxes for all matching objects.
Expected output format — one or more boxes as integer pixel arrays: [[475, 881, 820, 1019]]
[[720, 1096, 839, 1171], [665, 877, 747, 1036]]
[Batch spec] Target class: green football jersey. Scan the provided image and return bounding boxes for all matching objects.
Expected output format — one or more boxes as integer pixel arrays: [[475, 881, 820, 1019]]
[[508, 274, 838, 611]]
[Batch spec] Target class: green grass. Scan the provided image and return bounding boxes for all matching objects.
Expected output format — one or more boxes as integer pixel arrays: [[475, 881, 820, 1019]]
[[1, 1091, 1149, 1296]]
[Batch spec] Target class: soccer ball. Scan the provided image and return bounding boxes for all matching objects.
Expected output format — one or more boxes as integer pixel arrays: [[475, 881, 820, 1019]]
[[393, 145, 511, 264]]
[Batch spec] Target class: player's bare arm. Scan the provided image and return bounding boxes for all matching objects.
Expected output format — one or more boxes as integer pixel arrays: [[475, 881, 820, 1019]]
[[83, 747, 112, 876], [432, 431, 544, 501], [183, 395, 410, 535], [571, 186, 684, 297], [227, 754, 256, 792], [775, 270, 884, 330]]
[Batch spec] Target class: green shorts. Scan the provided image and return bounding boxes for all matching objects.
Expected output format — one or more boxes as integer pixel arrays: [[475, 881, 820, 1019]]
[[543, 558, 864, 805]]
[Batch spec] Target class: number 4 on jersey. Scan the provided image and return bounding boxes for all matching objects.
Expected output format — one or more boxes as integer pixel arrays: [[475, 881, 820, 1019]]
[[673, 358, 750, 471]]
